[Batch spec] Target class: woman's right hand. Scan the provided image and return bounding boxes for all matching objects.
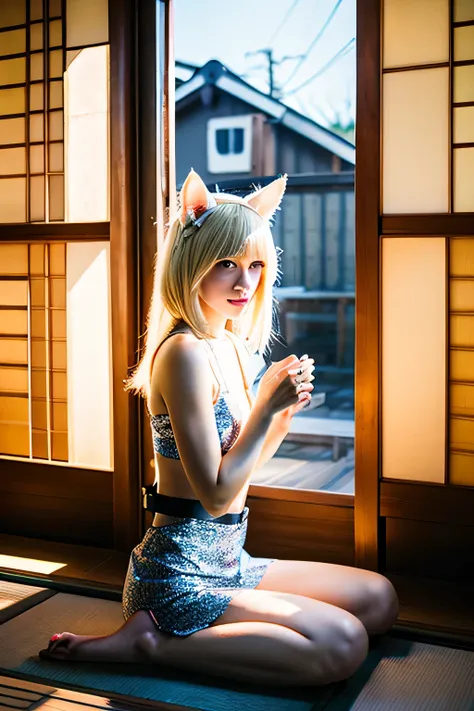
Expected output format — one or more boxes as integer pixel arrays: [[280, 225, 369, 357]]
[[254, 354, 314, 419]]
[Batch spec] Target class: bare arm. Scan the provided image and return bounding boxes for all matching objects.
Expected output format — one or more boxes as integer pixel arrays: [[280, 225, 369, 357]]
[[154, 335, 306, 516], [236, 346, 315, 471], [254, 409, 292, 469]]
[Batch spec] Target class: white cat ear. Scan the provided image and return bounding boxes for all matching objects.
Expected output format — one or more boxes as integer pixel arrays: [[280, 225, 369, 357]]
[[244, 174, 288, 220], [179, 169, 215, 225]]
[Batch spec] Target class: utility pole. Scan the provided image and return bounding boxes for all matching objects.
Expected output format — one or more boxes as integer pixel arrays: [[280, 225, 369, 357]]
[[245, 49, 305, 99], [245, 48, 276, 97]]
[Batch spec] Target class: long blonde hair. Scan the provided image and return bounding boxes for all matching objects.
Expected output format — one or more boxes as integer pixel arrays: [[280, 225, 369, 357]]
[[127, 201, 279, 399]]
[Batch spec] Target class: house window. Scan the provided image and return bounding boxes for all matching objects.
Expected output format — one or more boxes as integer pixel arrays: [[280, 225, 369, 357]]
[[216, 127, 244, 155], [207, 115, 252, 173]]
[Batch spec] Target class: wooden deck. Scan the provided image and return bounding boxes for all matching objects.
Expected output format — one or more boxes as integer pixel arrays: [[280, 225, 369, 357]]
[[252, 439, 355, 494]]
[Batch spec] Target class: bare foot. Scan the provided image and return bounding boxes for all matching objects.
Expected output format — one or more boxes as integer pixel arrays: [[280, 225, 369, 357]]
[[39, 610, 165, 663]]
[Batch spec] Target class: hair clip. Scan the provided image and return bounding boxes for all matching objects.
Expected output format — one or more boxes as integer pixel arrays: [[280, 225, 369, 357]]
[[187, 193, 218, 228], [191, 204, 219, 227]]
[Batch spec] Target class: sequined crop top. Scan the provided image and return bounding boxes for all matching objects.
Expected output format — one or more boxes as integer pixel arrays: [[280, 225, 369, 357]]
[[150, 328, 250, 460]]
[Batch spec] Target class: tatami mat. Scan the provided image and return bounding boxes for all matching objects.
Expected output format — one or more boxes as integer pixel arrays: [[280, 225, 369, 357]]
[[1, 592, 473, 711], [326, 636, 474, 710], [0, 593, 332, 711], [0, 581, 55, 624]]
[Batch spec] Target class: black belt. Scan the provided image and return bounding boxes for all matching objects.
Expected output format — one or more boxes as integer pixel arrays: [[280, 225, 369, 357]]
[[142, 485, 245, 524]]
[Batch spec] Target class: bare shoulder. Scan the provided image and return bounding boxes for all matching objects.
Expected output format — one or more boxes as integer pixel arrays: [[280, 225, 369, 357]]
[[151, 333, 213, 400]]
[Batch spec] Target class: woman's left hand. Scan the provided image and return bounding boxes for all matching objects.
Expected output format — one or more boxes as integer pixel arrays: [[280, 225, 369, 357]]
[[260, 354, 315, 427]]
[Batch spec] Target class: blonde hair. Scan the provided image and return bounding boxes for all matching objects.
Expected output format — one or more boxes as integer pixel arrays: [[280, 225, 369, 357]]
[[127, 201, 279, 398]]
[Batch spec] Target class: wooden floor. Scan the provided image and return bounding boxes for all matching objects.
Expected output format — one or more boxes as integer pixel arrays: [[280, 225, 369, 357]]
[[0, 533, 473, 646]]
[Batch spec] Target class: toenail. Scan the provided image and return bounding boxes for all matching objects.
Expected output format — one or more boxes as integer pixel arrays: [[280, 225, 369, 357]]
[[50, 633, 61, 642]]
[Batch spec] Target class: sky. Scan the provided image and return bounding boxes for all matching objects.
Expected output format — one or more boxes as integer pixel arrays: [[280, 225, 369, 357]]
[[174, 0, 356, 129]]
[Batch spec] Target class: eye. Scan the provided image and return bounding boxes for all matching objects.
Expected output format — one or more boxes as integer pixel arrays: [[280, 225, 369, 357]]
[[250, 261, 265, 269], [217, 259, 236, 269]]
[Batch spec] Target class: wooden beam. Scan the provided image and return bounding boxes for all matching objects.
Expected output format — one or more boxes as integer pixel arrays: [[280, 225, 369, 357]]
[[381, 480, 474, 527], [137, 0, 158, 525], [382, 214, 474, 235], [0, 223, 110, 241], [156, 0, 176, 244], [248, 485, 353, 508], [109, 0, 139, 552], [354, 0, 381, 571]]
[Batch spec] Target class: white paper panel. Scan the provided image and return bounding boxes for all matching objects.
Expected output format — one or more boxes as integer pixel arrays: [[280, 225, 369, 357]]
[[67, 242, 112, 468], [30, 175, 45, 221], [30, 83, 44, 111], [450, 238, 474, 276], [0, 1, 25, 28], [49, 173, 64, 220], [0, 29, 26, 57], [0, 57, 26, 86], [450, 452, 474, 486], [0, 244, 28, 273], [453, 148, 474, 212], [453, 106, 474, 144], [66, 0, 108, 48], [0, 117, 25, 145], [451, 383, 474, 417], [65, 45, 109, 221], [454, 0, 474, 21], [383, 68, 449, 213], [0, 87, 25, 116], [29, 113, 44, 143], [0, 177, 26, 222], [29, 144, 44, 174], [454, 26, 474, 62], [30, 0, 42, 21], [30, 23, 43, 51], [451, 280, 474, 310], [0, 147, 25, 175], [382, 238, 446, 482], [383, 0, 449, 68], [454, 65, 474, 103]]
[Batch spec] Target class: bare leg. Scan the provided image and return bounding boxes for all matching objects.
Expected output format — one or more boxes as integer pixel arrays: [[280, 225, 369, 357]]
[[40, 590, 369, 687], [255, 560, 399, 636], [40, 610, 165, 663], [154, 618, 366, 686]]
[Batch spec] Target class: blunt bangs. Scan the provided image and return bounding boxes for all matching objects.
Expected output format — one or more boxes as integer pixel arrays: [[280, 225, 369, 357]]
[[190, 203, 276, 285]]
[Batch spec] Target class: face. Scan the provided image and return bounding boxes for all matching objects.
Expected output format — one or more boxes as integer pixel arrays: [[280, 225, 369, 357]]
[[198, 252, 265, 321]]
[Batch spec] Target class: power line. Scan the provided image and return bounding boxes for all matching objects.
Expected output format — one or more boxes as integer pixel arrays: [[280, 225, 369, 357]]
[[283, 37, 355, 96], [267, 0, 301, 47], [281, 0, 345, 89], [245, 49, 304, 98]]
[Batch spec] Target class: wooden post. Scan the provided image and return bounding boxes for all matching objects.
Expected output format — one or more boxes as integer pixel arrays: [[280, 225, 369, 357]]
[[109, 0, 139, 551], [354, 0, 381, 571]]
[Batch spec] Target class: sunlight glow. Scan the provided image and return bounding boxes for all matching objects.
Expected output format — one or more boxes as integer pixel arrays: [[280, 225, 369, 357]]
[[0, 554, 66, 574]]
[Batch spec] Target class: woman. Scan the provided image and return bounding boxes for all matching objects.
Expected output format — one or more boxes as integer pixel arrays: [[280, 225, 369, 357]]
[[41, 170, 398, 686]]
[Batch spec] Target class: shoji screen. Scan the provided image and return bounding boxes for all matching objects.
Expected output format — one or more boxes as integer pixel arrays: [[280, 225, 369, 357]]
[[381, 0, 474, 485]]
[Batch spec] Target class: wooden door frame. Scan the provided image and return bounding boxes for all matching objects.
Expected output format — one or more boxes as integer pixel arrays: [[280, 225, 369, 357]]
[[133, 0, 178, 539], [109, 0, 139, 552], [354, 0, 474, 579], [354, 0, 381, 571]]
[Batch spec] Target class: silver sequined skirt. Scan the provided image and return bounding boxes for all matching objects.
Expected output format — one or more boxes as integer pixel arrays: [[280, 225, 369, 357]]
[[122, 506, 275, 636]]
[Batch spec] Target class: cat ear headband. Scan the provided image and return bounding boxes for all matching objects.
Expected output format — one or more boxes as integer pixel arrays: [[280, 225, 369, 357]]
[[179, 168, 287, 228]]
